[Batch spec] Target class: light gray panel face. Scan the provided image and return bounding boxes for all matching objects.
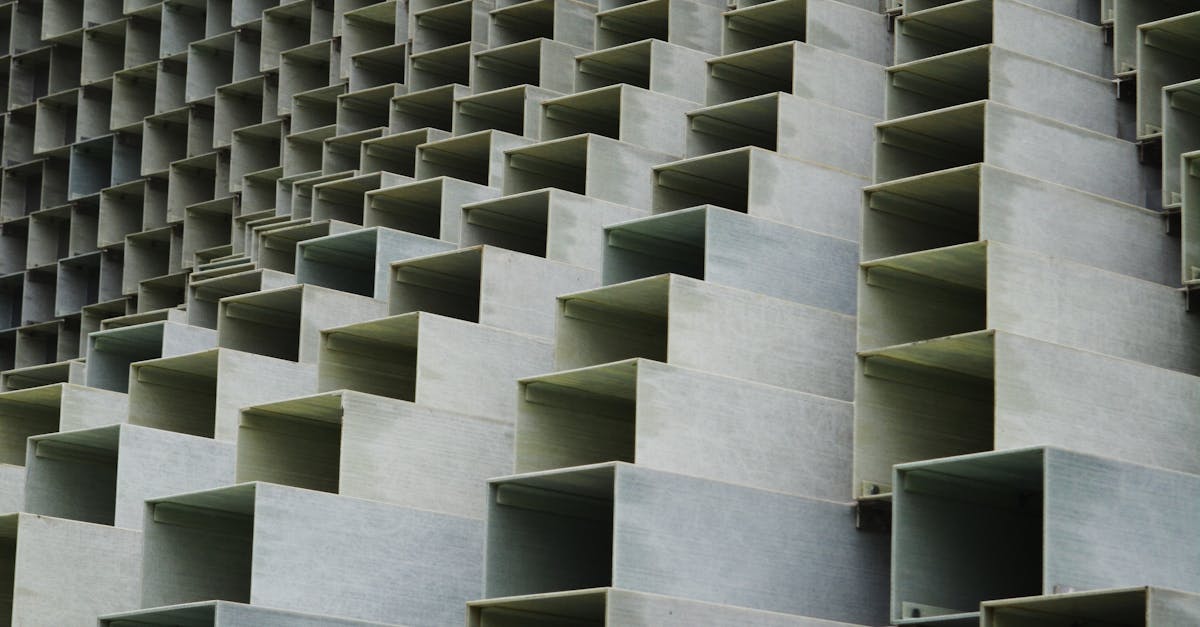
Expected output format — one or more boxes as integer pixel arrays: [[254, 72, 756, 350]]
[[613, 465, 889, 625]]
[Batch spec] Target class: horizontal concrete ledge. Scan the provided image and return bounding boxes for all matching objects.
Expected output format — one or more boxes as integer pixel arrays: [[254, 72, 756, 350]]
[[366, 175, 500, 242], [470, 587, 871, 627], [981, 586, 1200, 627], [541, 84, 695, 157], [489, 0, 597, 50], [686, 92, 876, 176], [86, 320, 218, 392], [502, 133, 676, 209], [101, 600, 397, 626]]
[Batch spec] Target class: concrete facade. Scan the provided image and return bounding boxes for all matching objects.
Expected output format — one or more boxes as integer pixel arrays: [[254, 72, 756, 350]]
[[0, 0, 1190, 625]]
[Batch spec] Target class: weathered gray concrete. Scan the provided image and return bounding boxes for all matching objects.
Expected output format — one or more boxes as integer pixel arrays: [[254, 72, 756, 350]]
[[724, 0, 891, 63], [0, 383, 128, 446], [365, 176, 501, 242], [187, 268, 296, 329], [0, 513, 142, 625]]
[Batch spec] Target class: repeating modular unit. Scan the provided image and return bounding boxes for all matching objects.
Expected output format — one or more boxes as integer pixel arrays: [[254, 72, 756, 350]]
[[389, 244, 597, 337], [854, 329, 1200, 495], [216, 283, 387, 364], [555, 274, 855, 399], [483, 462, 890, 625], [237, 389, 512, 519], [514, 358, 852, 501], [140, 482, 482, 625], [892, 448, 1200, 623], [461, 188, 645, 271], [857, 241, 1197, 374], [127, 348, 317, 442], [317, 311, 554, 421], [24, 423, 234, 529]]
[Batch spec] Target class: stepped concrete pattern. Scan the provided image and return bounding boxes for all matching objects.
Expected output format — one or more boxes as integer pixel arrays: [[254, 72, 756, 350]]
[[0, 0, 1195, 625]]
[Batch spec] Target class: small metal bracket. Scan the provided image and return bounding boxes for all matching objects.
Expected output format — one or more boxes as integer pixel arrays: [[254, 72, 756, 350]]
[[1116, 74, 1136, 101], [1164, 208, 1181, 237], [1137, 136, 1162, 167], [855, 497, 891, 532]]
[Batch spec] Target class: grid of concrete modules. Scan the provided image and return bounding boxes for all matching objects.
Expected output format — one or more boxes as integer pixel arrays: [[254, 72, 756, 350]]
[[0, 0, 1194, 624]]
